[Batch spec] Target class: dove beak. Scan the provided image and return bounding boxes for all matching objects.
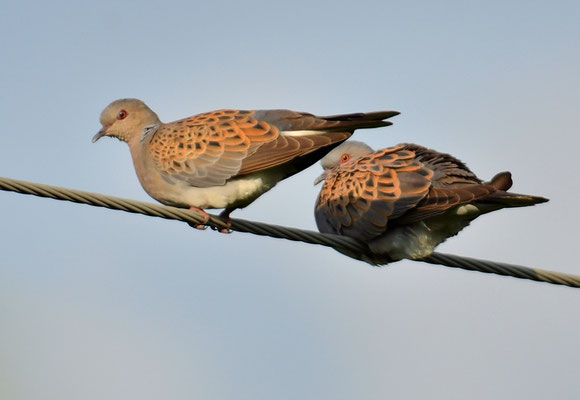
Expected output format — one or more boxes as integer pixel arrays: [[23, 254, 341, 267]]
[[314, 170, 329, 185], [92, 125, 110, 143]]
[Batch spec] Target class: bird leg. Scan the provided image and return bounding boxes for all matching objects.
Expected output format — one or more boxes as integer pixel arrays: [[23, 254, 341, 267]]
[[212, 208, 233, 234], [187, 206, 210, 230]]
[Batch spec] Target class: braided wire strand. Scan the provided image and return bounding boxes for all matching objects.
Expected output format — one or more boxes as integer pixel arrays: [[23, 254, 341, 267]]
[[1, 176, 578, 288], [420, 253, 580, 288]]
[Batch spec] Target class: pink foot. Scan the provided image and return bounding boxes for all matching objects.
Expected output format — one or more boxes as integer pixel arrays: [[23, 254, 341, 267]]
[[188, 206, 210, 230]]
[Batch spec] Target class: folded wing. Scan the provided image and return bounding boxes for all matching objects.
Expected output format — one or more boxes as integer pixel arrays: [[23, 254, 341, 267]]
[[148, 109, 398, 187]]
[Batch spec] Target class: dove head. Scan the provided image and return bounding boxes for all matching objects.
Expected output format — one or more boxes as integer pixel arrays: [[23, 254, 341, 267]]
[[314, 140, 374, 185], [93, 98, 161, 144]]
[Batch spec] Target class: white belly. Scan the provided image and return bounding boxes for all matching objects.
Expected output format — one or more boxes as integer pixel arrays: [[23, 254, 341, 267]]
[[143, 168, 286, 210], [369, 205, 482, 260], [130, 140, 283, 210], [179, 176, 269, 209]]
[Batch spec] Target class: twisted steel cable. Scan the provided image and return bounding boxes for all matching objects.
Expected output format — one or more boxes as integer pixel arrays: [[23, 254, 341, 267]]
[[1, 176, 578, 288]]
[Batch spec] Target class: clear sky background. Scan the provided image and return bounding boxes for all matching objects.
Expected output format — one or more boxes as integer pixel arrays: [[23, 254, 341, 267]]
[[1, 1, 579, 399]]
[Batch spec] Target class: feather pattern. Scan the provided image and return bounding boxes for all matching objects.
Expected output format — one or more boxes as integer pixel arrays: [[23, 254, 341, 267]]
[[315, 141, 548, 260], [95, 99, 399, 214], [147, 109, 399, 188]]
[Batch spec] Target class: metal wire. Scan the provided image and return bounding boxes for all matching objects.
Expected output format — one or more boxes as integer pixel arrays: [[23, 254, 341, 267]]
[[1, 176, 578, 288], [420, 253, 579, 288]]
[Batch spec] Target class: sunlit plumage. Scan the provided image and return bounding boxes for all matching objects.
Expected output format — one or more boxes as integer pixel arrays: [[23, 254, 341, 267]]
[[314, 141, 548, 264], [94, 99, 399, 228]]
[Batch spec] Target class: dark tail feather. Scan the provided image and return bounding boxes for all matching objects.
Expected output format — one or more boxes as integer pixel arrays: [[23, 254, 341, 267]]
[[482, 171, 548, 207], [488, 171, 513, 191], [321, 110, 400, 130], [483, 191, 549, 208]]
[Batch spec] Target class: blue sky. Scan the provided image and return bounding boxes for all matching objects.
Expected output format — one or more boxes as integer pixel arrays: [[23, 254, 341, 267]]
[[1, 1, 579, 399]]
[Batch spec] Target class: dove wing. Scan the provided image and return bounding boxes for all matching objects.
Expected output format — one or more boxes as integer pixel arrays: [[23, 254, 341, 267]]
[[237, 109, 398, 175], [148, 109, 398, 187], [392, 184, 499, 225], [315, 146, 433, 241], [147, 110, 279, 187], [401, 143, 482, 188], [389, 144, 499, 225]]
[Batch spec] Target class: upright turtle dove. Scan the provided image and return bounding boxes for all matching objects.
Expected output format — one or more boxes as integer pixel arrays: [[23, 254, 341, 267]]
[[93, 99, 399, 230]]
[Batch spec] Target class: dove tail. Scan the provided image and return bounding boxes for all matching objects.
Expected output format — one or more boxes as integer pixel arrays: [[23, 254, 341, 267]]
[[483, 171, 548, 208], [320, 110, 400, 130], [489, 171, 513, 191], [485, 192, 549, 208]]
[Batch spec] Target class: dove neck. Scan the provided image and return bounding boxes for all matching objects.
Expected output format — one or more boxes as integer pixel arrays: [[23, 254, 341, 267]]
[[127, 138, 163, 200]]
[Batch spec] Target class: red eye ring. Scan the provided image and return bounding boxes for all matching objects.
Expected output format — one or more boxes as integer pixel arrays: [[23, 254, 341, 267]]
[[340, 154, 351, 163], [117, 110, 128, 120]]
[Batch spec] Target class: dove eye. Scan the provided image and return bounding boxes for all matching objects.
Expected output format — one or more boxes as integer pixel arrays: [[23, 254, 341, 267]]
[[117, 110, 128, 120], [340, 154, 351, 163]]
